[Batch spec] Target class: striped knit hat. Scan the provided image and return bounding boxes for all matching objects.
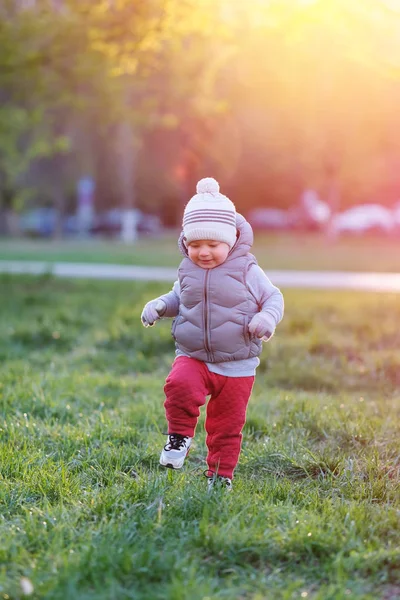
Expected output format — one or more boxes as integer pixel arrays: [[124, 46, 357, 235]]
[[183, 178, 237, 248]]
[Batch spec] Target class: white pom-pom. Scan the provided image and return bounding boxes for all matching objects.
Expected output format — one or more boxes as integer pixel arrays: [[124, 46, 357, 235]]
[[196, 177, 220, 195]]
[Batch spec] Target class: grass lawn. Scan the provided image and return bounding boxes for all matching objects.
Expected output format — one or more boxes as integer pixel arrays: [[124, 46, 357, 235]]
[[1, 232, 400, 271], [1, 274, 399, 599]]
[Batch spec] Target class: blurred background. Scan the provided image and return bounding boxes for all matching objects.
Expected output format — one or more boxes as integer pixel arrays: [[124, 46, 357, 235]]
[[1, 0, 400, 244]]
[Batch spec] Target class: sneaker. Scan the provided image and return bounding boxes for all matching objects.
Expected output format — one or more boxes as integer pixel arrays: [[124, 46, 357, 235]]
[[160, 433, 192, 469], [206, 473, 233, 492]]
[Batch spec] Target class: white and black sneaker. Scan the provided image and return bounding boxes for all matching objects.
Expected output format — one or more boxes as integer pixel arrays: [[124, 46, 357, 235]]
[[160, 433, 192, 469], [206, 472, 233, 492]]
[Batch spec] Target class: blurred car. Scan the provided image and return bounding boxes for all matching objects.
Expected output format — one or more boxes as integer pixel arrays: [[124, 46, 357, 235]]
[[247, 208, 292, 230], [19, 207, 162, 238], [90, 209, 162, 237], [19, 208, 55, 237], [330, 204, 395, 235], [19, 208, 78, 237]]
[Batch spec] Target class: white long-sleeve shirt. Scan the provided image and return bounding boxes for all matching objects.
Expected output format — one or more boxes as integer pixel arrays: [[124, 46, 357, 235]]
[[158, 264, 284, 377]]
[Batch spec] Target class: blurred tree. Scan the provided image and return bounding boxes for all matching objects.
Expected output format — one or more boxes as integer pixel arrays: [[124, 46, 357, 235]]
[[0, 9, 55, 232], [83, 0, 235, 239], [206, 0, 400, 214], [0, 2, 106, 234], [2, 0, 400, 238]]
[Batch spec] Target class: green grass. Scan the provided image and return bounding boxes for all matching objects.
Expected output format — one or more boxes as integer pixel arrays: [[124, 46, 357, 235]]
[[2, 231, 400, 271], [1, 274, 399, 599]]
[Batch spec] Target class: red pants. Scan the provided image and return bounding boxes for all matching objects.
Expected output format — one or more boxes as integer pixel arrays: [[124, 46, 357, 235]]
[[164, 356, 254, 479]]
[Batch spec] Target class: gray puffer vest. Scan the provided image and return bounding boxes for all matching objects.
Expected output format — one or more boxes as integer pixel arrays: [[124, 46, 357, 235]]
[[172, 214, 262, 363]]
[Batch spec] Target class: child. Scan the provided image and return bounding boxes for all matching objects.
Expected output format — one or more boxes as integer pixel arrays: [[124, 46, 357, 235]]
[[141, 178, 284, 490]]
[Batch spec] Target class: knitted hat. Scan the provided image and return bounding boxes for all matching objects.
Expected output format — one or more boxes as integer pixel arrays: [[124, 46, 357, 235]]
[[183, 178, 237, 248]]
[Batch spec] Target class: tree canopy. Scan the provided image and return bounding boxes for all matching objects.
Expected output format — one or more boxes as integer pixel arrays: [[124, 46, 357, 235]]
[[1, 0, 400, 221]]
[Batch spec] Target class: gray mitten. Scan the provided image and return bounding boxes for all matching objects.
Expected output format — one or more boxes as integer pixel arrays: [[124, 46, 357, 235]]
[[141, 299, 166, 327], [248, 312, 276, 340]]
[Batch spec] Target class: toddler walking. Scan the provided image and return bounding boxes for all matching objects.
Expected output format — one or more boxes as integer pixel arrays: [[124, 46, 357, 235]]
[[141, 178, 284, 490]]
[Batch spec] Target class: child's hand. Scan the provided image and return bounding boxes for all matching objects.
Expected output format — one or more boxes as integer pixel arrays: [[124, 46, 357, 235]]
[[248, 312, 276, 340], [141, 300, 166, 327]]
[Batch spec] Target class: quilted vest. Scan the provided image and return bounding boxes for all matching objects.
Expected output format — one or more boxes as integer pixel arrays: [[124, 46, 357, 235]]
[[172, 214, 262, 363]]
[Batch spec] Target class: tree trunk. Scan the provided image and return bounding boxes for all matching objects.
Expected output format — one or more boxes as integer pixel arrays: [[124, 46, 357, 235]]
[[0, 207, 8, 235], [52, 187, 65, 239], [0, 208, 20, 236], [326, 176, 341, 241]]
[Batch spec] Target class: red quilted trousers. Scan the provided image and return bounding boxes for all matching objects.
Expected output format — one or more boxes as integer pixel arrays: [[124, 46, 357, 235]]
[[164, 356, 255, 479]]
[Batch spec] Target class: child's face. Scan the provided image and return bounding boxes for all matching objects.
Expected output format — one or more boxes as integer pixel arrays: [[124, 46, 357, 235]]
[[187, 240, 230, 269]]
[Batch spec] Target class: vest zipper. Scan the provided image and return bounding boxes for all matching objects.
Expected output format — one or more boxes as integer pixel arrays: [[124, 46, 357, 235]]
[[203, 270, 212, 361]]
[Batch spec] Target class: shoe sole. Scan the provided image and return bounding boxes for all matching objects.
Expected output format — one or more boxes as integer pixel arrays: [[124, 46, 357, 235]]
[[208, 483, 233, 492], [207, 477, 233, 492], [159, 447, 190, 470]]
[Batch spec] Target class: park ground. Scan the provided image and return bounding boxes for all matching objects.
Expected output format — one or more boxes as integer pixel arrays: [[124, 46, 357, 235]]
[[2, 231, 400, 272], [0, 273, 399, 599]]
